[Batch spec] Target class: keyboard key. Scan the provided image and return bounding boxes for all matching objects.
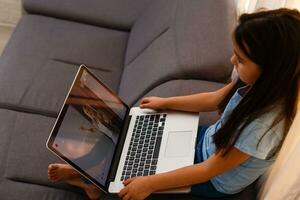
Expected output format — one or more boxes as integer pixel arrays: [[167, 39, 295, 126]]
[[155, 116, 159, 123], [131, 174, 137, 178], [143, 170, 149, 176], [158, 131, 163, 136], [153, 137, 162, 158], [151, 159, 158, 165], [146, 160, 151, 164], [150, 171, 155, 175], [150, 115, 155, 121]]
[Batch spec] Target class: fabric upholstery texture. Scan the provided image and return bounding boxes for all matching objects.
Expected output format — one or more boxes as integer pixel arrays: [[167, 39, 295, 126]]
[[22, 0, 152, 31], [0, 179, 88, 200], [0, 14, 128, 115], [0, 109, 87, 193], [118, 0, 236, 106]]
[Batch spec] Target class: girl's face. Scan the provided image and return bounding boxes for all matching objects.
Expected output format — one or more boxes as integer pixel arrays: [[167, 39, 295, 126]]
[[231, 40, 261, 85]]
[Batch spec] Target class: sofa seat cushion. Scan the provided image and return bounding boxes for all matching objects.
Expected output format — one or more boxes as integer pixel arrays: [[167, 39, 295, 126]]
[[23, 0, 152, 31], [0, 179, 87, 200], [0, 108, 87, 193], [0, 109, 17, 181], [0, 14, 128, 115]]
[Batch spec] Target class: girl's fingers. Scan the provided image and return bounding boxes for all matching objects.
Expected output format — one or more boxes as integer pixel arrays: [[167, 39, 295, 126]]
[[141, 98, 150, 104], [123, 194, 131, 200], [140, 103, 149, 108], [118, 187, 128, 198], [123, 177, 134, 186]]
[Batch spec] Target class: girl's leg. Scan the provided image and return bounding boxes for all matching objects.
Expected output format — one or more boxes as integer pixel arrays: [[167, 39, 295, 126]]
[[48, 163, 103, 200], [65, 178, 102, 200], [48, 163, 81, 182]]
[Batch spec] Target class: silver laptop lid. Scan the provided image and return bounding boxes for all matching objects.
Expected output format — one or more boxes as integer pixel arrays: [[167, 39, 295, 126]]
[[47, 65, 130, 192]]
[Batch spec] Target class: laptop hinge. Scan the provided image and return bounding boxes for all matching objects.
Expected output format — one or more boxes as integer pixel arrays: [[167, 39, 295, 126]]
[[108, 113, 132, 182]]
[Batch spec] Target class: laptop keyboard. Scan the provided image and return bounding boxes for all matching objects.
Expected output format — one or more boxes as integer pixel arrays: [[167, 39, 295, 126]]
[[121, 113, 167, 181]]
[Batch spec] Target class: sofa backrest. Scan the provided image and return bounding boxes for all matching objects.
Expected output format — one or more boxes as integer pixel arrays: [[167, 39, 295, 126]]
[[118, 0, 237, 106], [22, 0, 152, 30]]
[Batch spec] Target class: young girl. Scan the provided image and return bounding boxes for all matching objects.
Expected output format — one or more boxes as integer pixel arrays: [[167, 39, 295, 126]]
[[48, 8, 300, 200]]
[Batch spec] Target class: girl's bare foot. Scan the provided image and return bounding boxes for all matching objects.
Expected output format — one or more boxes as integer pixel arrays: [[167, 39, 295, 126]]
[[48, 163, 80, 182], [66, 178, 102, 200]]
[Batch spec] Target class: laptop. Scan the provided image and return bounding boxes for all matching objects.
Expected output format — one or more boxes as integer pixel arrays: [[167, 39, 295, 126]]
[[46, 65, 200, 194]]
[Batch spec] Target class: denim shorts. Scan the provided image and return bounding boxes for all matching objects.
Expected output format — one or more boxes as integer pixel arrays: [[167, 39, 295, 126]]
[[190, 125, 230, 198]]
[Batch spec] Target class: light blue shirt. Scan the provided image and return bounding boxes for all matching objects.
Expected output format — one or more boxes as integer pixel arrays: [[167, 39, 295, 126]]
[[202, 85, 285, 194]]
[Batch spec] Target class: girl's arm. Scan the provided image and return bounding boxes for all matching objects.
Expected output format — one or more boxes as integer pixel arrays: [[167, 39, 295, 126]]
[[119, 147, 250, 200], [140, 81, 235, 113]]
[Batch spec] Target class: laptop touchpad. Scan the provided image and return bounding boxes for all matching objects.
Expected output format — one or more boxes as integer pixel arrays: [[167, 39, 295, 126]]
[[165, 131, 193, 157]]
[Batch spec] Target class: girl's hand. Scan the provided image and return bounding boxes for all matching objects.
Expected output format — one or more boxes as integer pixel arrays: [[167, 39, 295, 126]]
[[118, 176, 155, 200], [140, 96, 167, 110]]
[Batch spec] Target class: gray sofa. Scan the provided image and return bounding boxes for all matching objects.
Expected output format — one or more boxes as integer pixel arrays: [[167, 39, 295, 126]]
[[0, 0, 257, 199]]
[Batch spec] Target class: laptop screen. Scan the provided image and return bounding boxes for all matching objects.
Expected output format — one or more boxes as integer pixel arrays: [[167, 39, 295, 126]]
[[48, 67, 128, 188]]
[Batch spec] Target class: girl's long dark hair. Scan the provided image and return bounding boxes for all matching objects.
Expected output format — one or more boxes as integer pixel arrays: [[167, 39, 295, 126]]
[[214, 8, 300, 158]]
